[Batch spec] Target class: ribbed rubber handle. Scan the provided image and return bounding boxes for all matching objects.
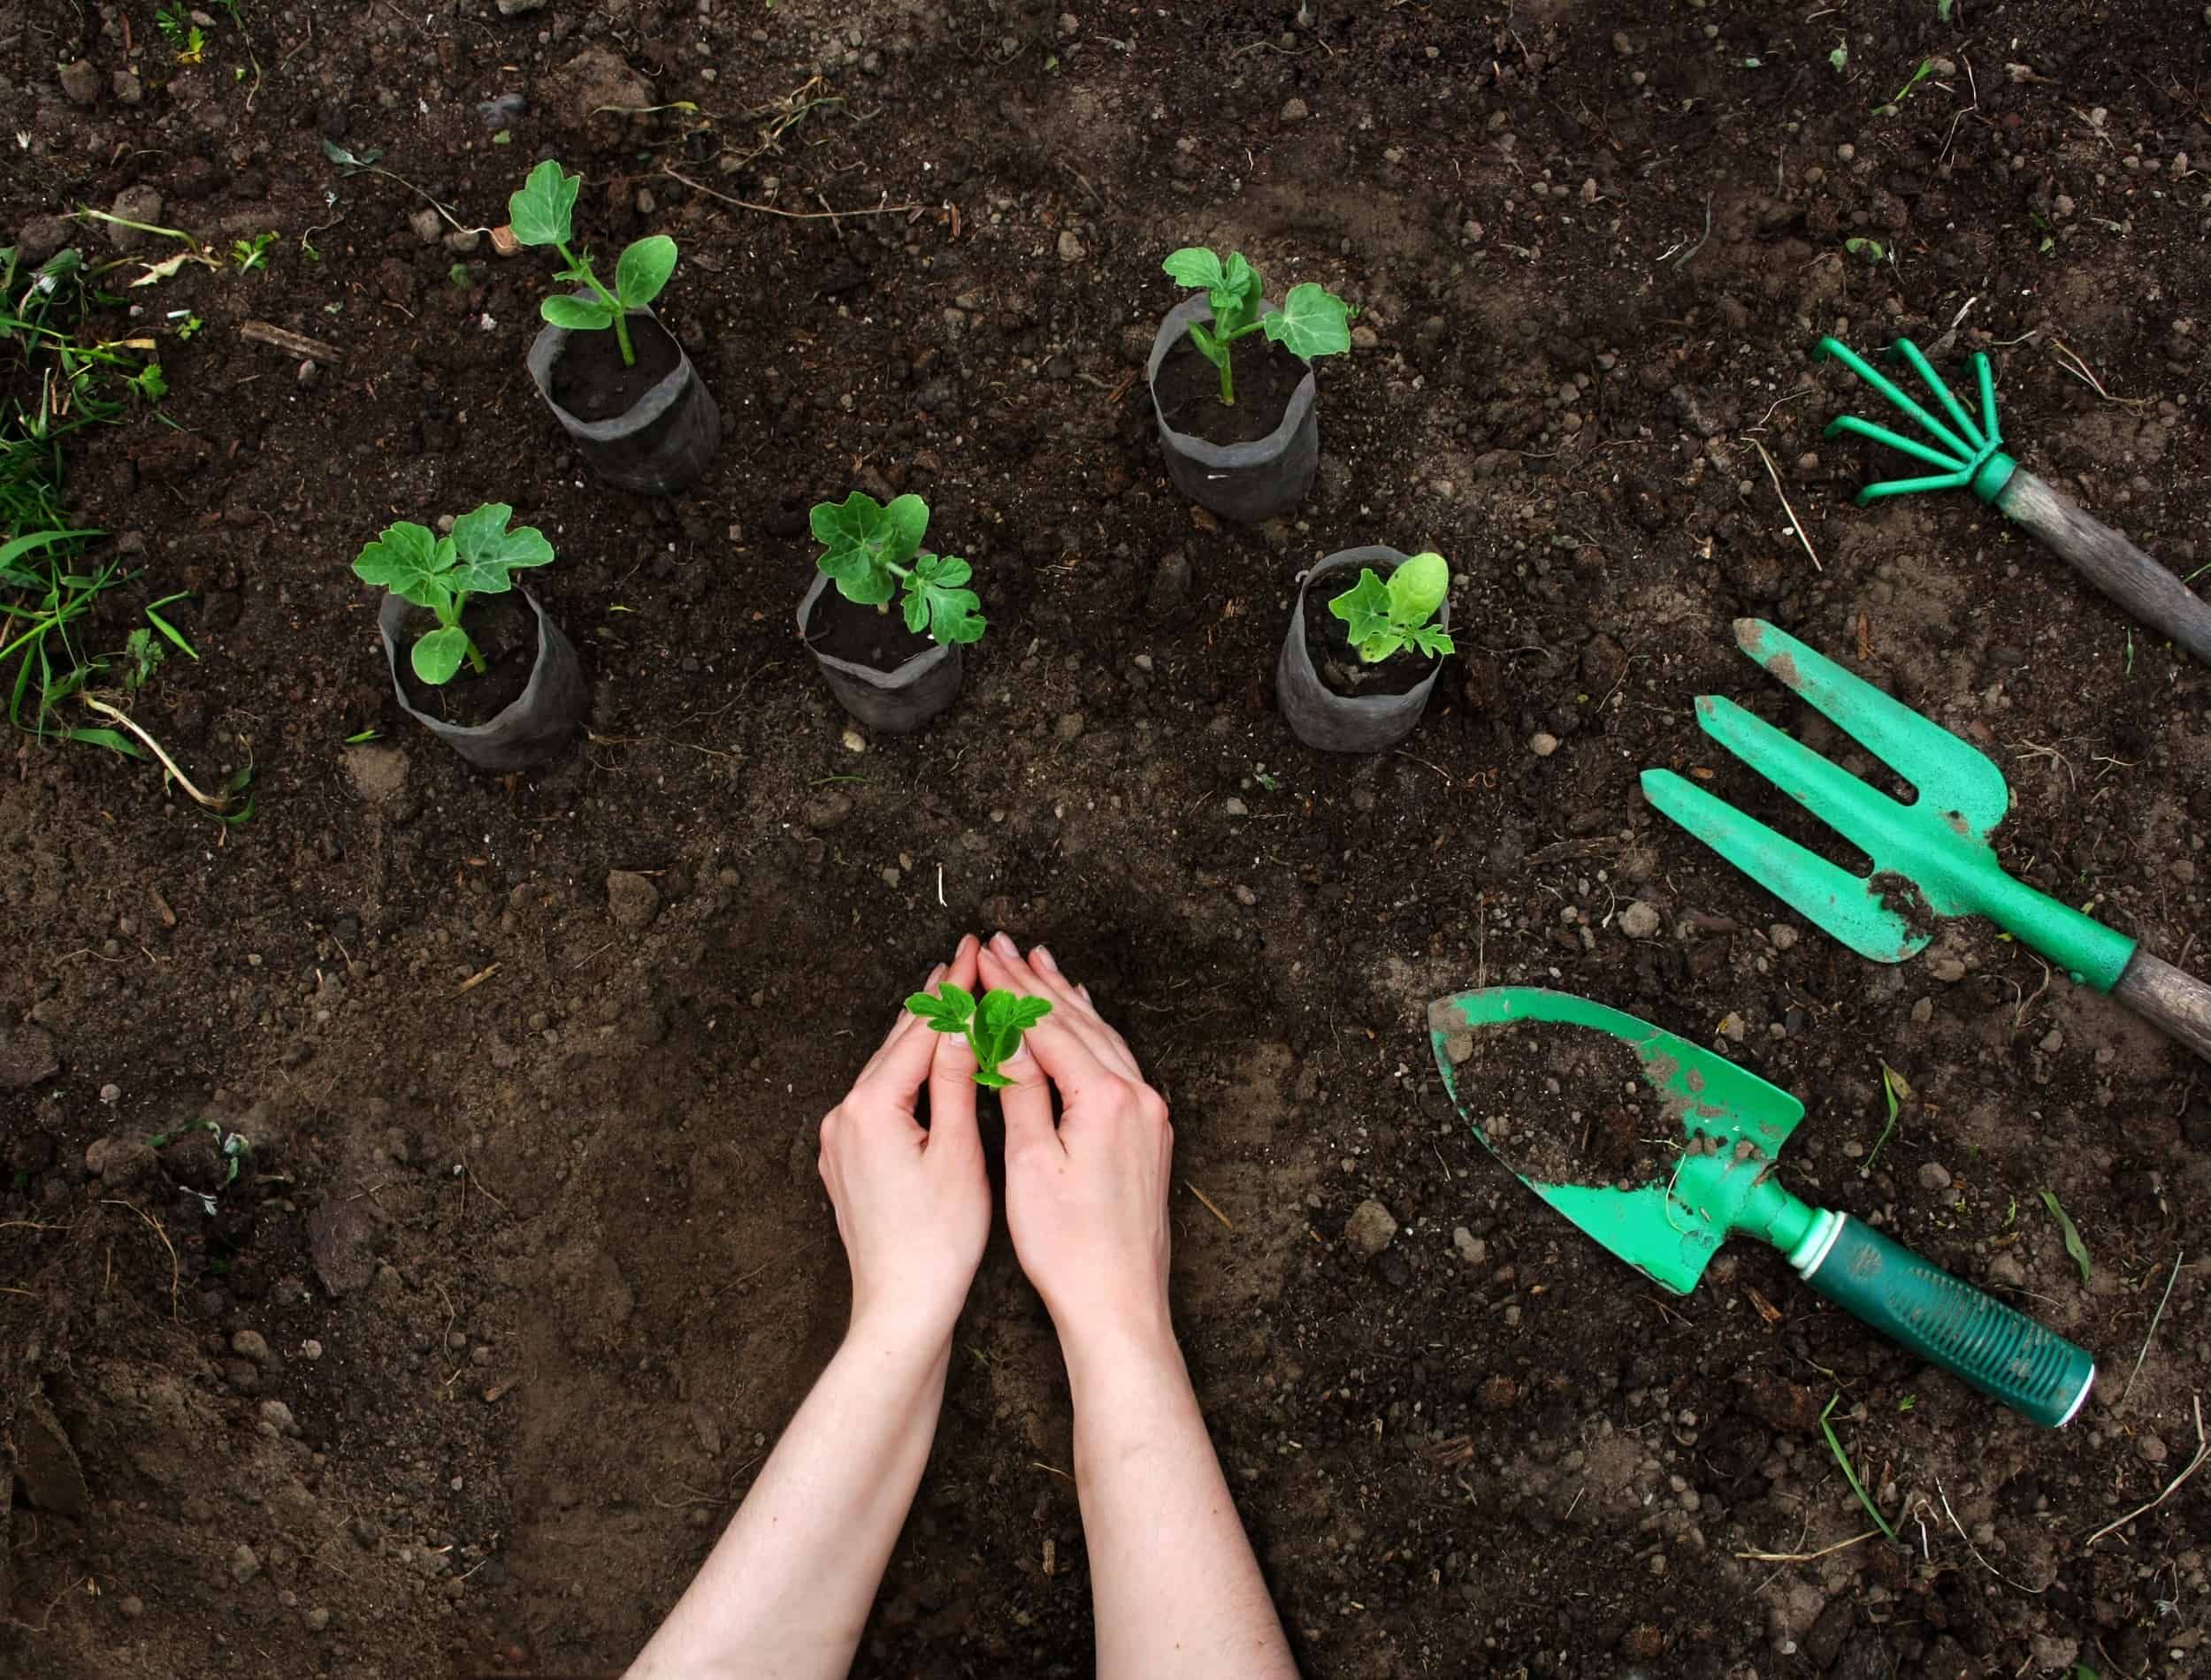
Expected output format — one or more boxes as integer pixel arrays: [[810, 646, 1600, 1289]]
[[1799, 1214, 2095, 1427]]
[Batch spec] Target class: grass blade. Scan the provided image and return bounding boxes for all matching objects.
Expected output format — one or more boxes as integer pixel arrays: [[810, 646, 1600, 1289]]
[[2039, 1189, 2092, 1285], [1819, 1394, 1898, 1543]]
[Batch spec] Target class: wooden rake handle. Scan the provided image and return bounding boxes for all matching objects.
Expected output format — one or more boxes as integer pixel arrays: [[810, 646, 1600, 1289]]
[[1999, 470, 2211, 668], [2112, 950, 2211, 1065]]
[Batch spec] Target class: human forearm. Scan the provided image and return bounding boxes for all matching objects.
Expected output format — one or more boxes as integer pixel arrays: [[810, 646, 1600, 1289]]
[[625, 1321, 952, 1680], [1065, 1325, 1297, 1680]]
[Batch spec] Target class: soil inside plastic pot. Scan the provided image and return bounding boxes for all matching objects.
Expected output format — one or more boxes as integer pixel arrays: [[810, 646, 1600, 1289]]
[[1154, 333, 1311, 445], [808, 582, 938, 674], [393, 595, 539, 727], [547, 315, 683, 423], [1303, 593, 1439, 699]]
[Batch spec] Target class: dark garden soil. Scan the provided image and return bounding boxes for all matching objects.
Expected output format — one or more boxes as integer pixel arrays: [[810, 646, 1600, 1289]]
[[1304, 597, 1440, 699], [547, 314, 684, 424], [6, 4, 2211, 1677], [394, 595, 542, 728], [1154, 331, 1312, 446], [811, 582, 941, 675]]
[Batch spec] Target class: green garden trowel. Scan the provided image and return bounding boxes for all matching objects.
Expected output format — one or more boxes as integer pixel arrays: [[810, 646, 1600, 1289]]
[[1427, 987, 2095, 1427]]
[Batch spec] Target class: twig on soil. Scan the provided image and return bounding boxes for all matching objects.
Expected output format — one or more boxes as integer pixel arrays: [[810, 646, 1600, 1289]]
[[1391, 749, 1457, 786], [75, 696, 235, 812], [2049, 340, 2147, 407], [1748, 439, 1824, 573], [239, 319, 346, 365], [1733, 1529, 1879, 1564], [1936, 1476, 2044, 1592], [2118, 1249, 2184, 1409], [2085, 1394, 2209, 1547], [1744, 386, 1812, 432], [1031, 1461, 1074, 1481], [660, 165, 933, 221], [1671, 195, 1714, 269], [102, 1198, 179, 1320], [1185, 1182, 1235, 1231], [453, 964, 501, 997]]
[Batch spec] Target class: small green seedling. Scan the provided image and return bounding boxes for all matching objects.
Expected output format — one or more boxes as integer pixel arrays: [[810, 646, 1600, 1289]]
[[1161, 247, 1351, 407], [905, 984, 1052, 1088], [351, 502, 555, 684], [1844, 237, 1886, 263], [508, 158, 677, 369], [1327, 550, 1454, 663], [810, 492, 984, 645], [233, 232, 277, 272]]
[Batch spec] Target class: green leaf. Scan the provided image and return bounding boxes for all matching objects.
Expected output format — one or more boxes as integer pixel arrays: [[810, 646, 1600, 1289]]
[[1407, 624, 1456, 658], [904, 555, 984, 646], [812, 492, 929, 606], [1220, 250, 1259, 309], [1327, 568, 1393, 641], [1161, 247, 1224, 293], [509, 158, 579, 248], [448, 502, 555, 595], [1263, 281, 1352, 361], [2039, 1189, 2092, 1285], [1384, 550, 1449, 626], [352, 521, 454, 611], [540, 294, 616, 332], [411, 624, 471, 685], [615, 235, 677, 309], [972, 1067, 1015, 1089]]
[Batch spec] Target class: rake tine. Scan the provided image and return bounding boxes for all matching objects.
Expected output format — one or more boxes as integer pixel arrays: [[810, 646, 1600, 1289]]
[[1693, 696, 1915, 870], [1895, 339, 1988, 454], [1640, 769, 1927, 962], [1732, 620, 2010, 835]]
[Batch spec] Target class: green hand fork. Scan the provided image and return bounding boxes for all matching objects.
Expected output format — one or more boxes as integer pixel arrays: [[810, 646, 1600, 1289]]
[[1641, 619, 2211, 1065], [1819, 336, 2211, 668], [1427, 987, 2095, 1427]]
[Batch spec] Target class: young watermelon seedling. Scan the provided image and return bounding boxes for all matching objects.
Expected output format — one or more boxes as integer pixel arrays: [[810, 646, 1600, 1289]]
[[811, 492, 985, 646], [1327, 550, 1455, 662], [508, 158, 677, 369], [352, 503, 555, 683], [1160, 246, 1351, 406], [905, 983, 1052, 1088]]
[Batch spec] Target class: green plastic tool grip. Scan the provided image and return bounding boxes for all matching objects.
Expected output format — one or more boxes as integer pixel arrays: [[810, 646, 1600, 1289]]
[[1791, 1212, 2094, 1428]]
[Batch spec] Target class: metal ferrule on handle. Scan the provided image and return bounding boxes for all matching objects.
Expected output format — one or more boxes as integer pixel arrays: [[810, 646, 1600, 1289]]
[[1787, 1211, 2095, 1428]]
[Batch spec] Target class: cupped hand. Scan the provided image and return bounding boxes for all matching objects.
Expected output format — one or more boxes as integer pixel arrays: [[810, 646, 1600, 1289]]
[[816, 934, 991, 1347], [975, 934, 1177, 1363]]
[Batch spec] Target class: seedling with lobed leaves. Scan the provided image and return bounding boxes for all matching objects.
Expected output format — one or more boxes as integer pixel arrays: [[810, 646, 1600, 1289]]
[[1327, 550, 1454, 663], [1160, 247, 1351, 407], [906, 984, 1052, 1088], [508, 159, 677, 368], [351, 503, 555, 684], [811, 492, 985, 645]]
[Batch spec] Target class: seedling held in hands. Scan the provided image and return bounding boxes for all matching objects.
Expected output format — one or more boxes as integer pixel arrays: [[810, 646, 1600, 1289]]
[[352, 503, 555, 684], [1327, 551, 1455, 663], [1161, 246, 1351, 407], [905, 984, 1052, 1088], [811, 492, 985, 645], [508, 158, 677, 369]]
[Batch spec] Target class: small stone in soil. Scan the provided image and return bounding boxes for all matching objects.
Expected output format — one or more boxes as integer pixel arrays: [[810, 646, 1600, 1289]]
[[1530, 731, 1560, 757], [607, 871, 662, 932], [1916, 1161, 1952, 1191], [1619, 901, 1661, 940], [1344, 1199, 1398, 1256]]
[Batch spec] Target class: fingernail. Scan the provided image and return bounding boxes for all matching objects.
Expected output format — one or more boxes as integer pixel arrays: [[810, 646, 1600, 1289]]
[[1077, 983, 1092, 1003], [957, 932, 978, 957], [925, 963, 945, 986], [1032, 943, 1060, 974], [991, 931, 1019, 958]]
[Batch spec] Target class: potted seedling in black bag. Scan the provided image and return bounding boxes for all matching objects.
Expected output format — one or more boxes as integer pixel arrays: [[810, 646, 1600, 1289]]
[[1149, 246, 1351, 523], [798, 491, 983, 734], [353, 502, 588, 769], [1277, 546, 1453, 752], [511, 158, 721, 495]]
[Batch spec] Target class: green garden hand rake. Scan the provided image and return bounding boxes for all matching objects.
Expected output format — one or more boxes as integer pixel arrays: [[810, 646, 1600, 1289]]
[[1641, 618, 2211, 1065], [1818, 336, 2211, 668], [1427, 987, 2095, 1427]]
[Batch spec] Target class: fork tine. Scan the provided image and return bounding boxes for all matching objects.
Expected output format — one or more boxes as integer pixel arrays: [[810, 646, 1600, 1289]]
[[1732, 619, 2010, 836], [1640, 769, 1929, 963], [1694, 695, 1922, 873]]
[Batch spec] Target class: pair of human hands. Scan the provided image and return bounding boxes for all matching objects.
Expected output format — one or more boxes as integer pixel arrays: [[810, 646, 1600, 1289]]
[[816, 933, 1175, 1361]]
